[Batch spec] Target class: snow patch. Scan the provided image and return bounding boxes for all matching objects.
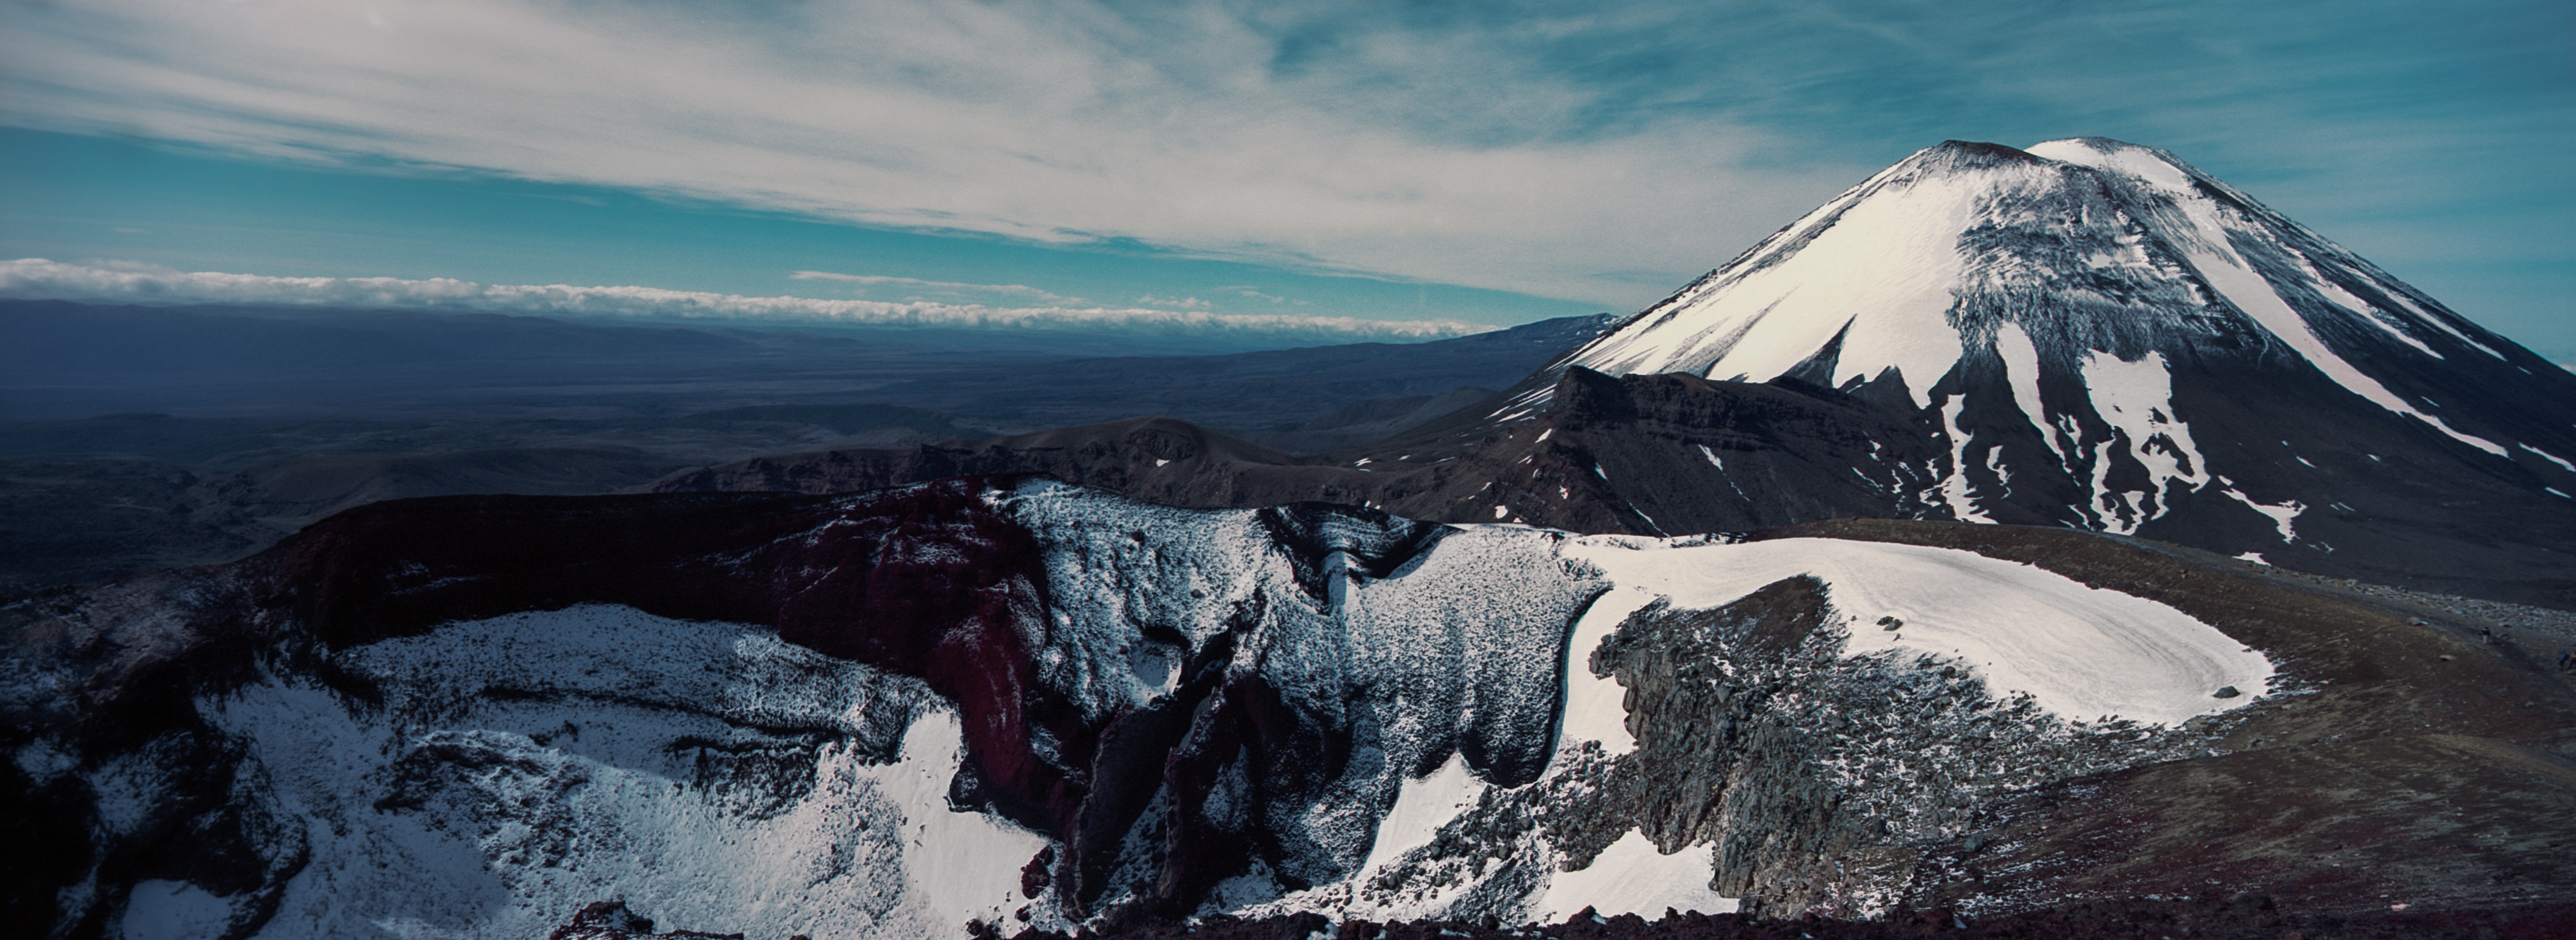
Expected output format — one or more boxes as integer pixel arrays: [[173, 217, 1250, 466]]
[[1994, 322, 2064, 463], [891, 711, 1052, 929], [2375, 284, 2505, 358], [1536, 830, 1736, 921], [2079, 349, 2208, 531], [2522, 444, 2576, 474], [2218, 483, 2304, 543], [1360, 752, 1488, 873], [2224, 286, 2512, 456], [123, 880, 235, 940], [1557, 587, 1659, 755], [1935, 394, 1996, 524]]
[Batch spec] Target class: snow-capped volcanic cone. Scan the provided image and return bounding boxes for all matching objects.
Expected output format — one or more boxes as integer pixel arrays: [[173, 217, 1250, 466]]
[[1498, 137, 2576, 599]]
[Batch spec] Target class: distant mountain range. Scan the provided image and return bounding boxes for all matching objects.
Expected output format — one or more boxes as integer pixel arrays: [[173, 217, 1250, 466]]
[[0, 304, 1608, 596]]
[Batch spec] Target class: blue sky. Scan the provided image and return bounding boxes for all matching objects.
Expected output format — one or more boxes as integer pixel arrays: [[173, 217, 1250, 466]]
[[1, 1, 2569, 355]]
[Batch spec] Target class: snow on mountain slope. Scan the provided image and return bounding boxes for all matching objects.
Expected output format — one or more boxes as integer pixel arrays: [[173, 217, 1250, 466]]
[[1530, 137, 2552, 426], [7, 479, 2312, 937], [1520, 143, 2026, 413], [2021, 139, 2504, 457]]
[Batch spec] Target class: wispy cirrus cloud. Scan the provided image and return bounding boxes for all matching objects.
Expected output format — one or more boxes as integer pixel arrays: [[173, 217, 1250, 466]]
[[0, 0, 1860, 307], [0, 258, 1489, 341]]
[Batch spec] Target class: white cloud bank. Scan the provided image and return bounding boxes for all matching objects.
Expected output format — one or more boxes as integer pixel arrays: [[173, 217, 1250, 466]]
[[787, 271, 1081, 305], [0, 258, 1489, 341]]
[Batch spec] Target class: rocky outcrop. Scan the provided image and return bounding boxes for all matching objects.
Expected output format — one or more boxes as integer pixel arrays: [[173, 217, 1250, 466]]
[[654, 367, 1942, 540], [548, 900, 745, 939]]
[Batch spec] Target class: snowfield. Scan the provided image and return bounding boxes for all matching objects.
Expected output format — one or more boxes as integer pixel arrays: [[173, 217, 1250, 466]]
[[1562, 535, 2272, 728], [201, 606, 1048, 940]]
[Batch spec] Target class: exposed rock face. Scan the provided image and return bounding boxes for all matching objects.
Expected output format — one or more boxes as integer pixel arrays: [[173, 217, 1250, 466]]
[[11, 480, 2569, 938]]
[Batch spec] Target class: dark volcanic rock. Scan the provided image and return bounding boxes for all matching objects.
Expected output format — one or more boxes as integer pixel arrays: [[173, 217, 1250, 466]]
[[1945, 734, 2576, 916], [656, 366, 1941, 542], [548, 900, 744, 939]]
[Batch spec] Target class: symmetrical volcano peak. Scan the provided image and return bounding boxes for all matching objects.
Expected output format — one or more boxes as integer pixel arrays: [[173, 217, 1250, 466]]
[[1516, 138, 2547, 423], [1493, 137, 2576, 599]]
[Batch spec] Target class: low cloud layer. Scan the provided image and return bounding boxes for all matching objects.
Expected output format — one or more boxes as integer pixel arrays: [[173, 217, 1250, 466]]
[[788, 270, 1081, 305], [0, 259, 1489, 341]]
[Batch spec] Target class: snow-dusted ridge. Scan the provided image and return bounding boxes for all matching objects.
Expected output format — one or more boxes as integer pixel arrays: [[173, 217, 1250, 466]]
[[207, 608, 1044, 940], [1563, 535, 2269, 729]]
